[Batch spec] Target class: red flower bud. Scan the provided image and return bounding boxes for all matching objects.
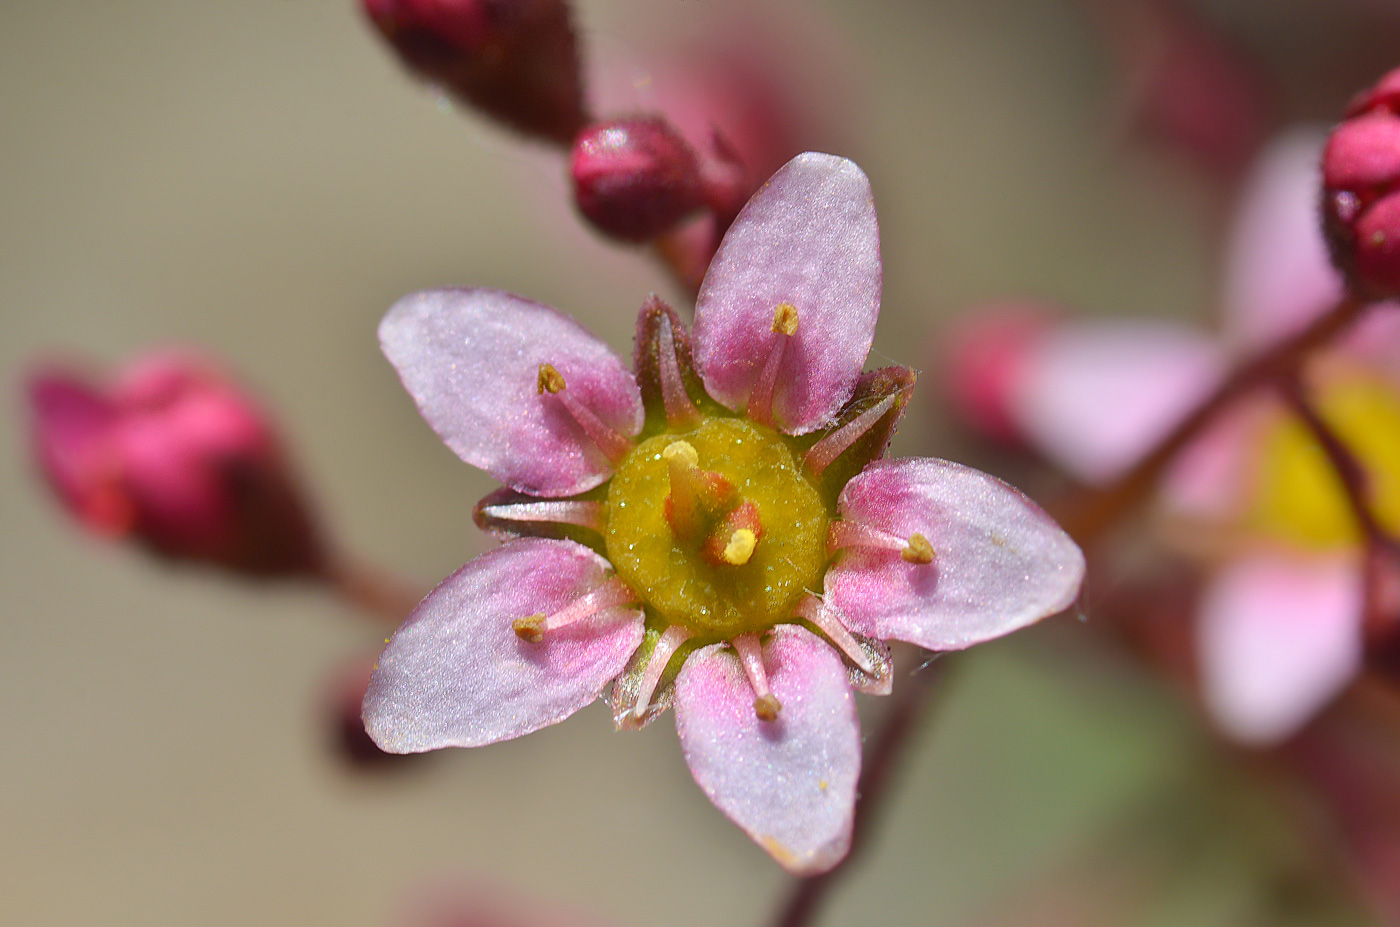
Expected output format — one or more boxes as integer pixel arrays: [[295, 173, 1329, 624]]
[[27, 351, 323, 578], [942, 302, 1058, 446], [363, 0, 587, 146], [1323, 67, 1400, 298], [570, 116, 706, 242]]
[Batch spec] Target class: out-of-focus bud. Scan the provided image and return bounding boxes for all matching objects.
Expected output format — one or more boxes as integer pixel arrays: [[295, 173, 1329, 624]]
[[363, 0, 587, 146], [569, 116, 707, 243], [323, 654, 423, 772], [942, 302, 1058, 446], [1323, 67, 1400, 298], [27, 351, 324, 578]]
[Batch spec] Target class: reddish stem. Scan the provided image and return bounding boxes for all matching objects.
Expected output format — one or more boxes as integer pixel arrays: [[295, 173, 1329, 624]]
[[319, 556, 424, 628]]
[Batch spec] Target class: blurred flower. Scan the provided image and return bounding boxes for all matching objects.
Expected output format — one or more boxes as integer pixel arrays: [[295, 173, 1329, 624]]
[[967, 129, 1400, 743], [26, 350, 324, 578], [400, 876, 604, 927], [569, 116, 707, 242], [1324, 67, 1400, 299], [363, 0, 587, 145], [942, 300, 1061, 447], [364, 154, 1084, 874]]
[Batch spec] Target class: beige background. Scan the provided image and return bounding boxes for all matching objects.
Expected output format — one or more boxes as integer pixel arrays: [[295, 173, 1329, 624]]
[[1, 1, 1391, 924]]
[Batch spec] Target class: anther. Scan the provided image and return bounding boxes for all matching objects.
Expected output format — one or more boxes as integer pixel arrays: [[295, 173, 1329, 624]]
[[804, 392, 900, 476], [535, 363, 634, 464], [721, 528, 757, 566], [657, 312, 703, 429], [734, 634, 781, 721], [828, 520, 937, 565], [512, 577, 638, 643], [746, 302, 800, 426], [793, 595, 875, 674], [633, 625, 693, 719]]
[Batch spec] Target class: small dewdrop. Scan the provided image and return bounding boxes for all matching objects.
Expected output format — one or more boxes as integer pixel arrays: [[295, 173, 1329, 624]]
[[721, 528, 758, 566], [537, 363, 566, 394], [513, 613, 546, 643], [772, 302, 799, 335], [902, 532, 935, 564]]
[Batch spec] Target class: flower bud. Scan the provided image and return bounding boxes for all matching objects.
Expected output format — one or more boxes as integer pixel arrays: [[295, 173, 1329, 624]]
[[363, 0, 587, 145], [570, 116, 707, 242], [27, 351, 324, 577], [942, 302, 1058, 446], [1323, 67, 1400, 298]]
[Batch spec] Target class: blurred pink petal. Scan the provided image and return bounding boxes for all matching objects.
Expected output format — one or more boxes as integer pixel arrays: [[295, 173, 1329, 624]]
[[364, 538, 644, 752], [674, 625, 859, 875], [826, 458, 1085, 651], [379, 288, 644, 498], [1156, 401, 1264, 523], [942, 301, 1059, 445], [1011, 320, 1225, 483], [1198, 554, 1363, 744], [1221, 129, 1345, 350], [693, 153, 880, 434], [27, 371, 126, 534]]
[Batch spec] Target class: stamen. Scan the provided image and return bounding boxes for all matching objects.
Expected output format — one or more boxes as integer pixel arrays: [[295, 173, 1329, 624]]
[[536, 363, 634, 464], [804, 393, 900, 476], [746, 303, 799, 427], [827, 520, 936, 564], [734, 633, 781, 721], [704, 499, 763, 566], [479, 499, 608, 534], [633, 625, 693, 719], [513, 577, 638, 643], [664, 440, 702, 539], [792, 595, 875, 674], [657, 312, 702, 429]]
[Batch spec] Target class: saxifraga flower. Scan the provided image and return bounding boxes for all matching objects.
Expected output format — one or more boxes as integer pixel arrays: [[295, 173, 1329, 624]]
[[363, 153, 1085, 874]]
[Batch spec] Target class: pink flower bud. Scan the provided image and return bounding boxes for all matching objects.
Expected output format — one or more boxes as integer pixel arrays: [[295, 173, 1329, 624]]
[[363, 0, 587, 145], [942, 302, 1058, 446], [27, 351, 323, 577], [569, 116, 706, 243], [1324, 68, 1400, 297]]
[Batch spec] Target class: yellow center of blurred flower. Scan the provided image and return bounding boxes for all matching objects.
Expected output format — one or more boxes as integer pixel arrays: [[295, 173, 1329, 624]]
[[605, 417, 829, 639], [1250, 377, 1400, 549]]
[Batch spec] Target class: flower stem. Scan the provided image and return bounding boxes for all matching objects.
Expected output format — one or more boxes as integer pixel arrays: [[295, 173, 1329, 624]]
[[1055, 294, 1373, 545], [319, 555, 424, 629], [769, 655, 949, 927]]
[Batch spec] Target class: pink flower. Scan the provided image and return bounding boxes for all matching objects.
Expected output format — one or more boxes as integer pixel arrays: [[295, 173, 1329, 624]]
[[983, 129, 1400, 743], [363, 153, 1085, 874], [26, 350, 324, 577]]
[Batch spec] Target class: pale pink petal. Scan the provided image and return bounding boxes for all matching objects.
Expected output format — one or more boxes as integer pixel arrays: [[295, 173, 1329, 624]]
[[1157, 400, 1267, 523], [674, 625, 859, 875], [825, 458, 1085, 651], [1221, 128, 1345, 351], [1199, 554, 1363, 745], [363, 538, 644, 752], [379, 288, 643, 497], [692, 153, 880, 434], [1011, 320, 1225, 484]]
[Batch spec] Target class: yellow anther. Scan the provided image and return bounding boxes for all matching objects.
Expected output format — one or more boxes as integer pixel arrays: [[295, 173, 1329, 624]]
[[753, 693, 782, 721], [662, 439, 699, 468], [902, 532, 934, 564], [771, 302, 799, 336], [536, 363, 566, 395], [720, 528, 758, 566], [512, 613, 546, 643]]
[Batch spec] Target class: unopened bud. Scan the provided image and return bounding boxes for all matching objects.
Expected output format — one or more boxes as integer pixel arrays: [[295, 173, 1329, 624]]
[[1323, 68, 1400, 298], [26, 351, 324, 578], [570, 116, 706, 242], [362, 0, 587, 145], [942, 302, 1058, 446]]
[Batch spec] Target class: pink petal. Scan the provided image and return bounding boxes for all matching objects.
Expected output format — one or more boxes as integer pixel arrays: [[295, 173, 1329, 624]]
[[1221, 128, 1345, 351], [674, 625, 859, 875], [363, 538, 644, 752], [692, 153, 881, 434], [1157, 400, 1266, 523], [379, 288, 643, 497], [1198, 554, 1363, 745], [825, 458, 1085, 651], [27, 370, 118, 515], [1011, 320, 1225, 484]]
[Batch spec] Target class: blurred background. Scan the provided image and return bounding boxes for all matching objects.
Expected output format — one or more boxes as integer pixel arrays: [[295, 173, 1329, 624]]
[[4, 1, 1399, 924]]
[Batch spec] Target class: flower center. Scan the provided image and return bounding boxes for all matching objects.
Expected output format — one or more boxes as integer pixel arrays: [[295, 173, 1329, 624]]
[[605, 417, 829, 638], [1249, 376, 1400, 549]]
